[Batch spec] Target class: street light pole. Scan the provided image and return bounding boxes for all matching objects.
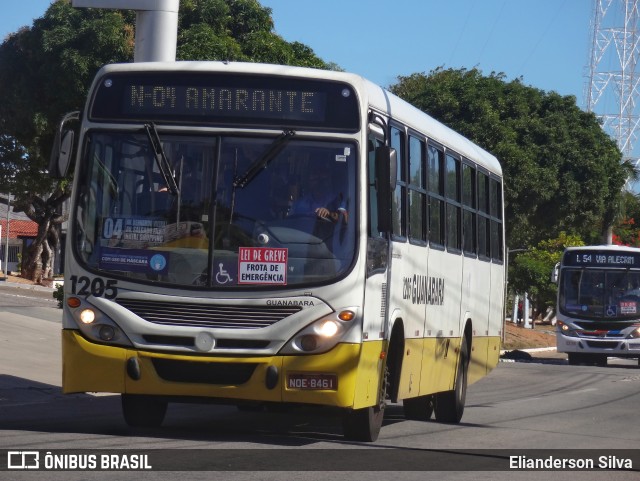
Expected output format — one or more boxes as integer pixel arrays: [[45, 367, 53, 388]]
[[3, 193, 10, 276], [504, 247, 528, 342]]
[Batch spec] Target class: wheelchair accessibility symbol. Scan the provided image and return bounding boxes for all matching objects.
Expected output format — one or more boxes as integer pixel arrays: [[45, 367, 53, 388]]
[[606, 305, 617, 317], [215, 263, 233, 284]]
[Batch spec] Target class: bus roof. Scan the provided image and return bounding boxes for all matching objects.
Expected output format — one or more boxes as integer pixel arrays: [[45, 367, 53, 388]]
[[92, 61, 502, 175], [564, 245, 640, 253]]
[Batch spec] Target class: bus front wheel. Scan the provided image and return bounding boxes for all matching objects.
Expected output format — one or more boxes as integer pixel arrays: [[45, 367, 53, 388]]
[[342, 365, 388, 442], [434, 336, 469, 424], [342, 404, 384, 442], [568, 353, 582, 365], [121, 394, 167, 428]]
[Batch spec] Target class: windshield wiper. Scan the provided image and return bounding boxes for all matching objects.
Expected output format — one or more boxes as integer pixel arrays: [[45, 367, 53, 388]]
[[233, 130, 295, 188], [144, 123, 180, 195]]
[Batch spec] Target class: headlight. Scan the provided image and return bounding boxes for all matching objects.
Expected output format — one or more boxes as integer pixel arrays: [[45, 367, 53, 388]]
[[68, 299, 132, 347], [557, 320, 578, 337], [280, 308, 359, 355], [79, 309, 96, 324], [627, 326, 640, 339], [318, 320, 339, 337]]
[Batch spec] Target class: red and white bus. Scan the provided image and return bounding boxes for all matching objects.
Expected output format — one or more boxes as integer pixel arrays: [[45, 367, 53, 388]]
[[555, 245, 640, 366]]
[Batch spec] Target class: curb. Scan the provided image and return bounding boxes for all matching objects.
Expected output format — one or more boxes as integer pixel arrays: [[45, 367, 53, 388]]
[[500, 346, 557, 355], [0, 280, 55, 292], [499, 346, 565, 365]]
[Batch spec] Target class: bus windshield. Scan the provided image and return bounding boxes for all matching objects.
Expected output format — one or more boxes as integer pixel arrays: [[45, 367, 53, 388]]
[[559, 268, 640, 319], [74, 130, 357, 288]]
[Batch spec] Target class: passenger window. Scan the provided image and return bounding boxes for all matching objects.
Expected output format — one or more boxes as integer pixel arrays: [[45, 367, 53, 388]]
[[390, 126, 405, 238], [445, 154, 461, 251], [408, 135, 426, 242], [462, 163, 476, 255], [427, 144, 445, 246]]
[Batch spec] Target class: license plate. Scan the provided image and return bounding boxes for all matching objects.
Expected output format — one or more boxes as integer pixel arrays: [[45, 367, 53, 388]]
[[287, 373, 337, 390]]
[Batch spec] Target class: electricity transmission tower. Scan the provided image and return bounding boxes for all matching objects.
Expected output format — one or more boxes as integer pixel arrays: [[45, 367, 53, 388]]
[[586, 0, 640, 188]]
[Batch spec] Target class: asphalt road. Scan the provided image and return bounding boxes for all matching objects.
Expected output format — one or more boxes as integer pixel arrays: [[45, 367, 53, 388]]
[[1, 282, 639, 481]]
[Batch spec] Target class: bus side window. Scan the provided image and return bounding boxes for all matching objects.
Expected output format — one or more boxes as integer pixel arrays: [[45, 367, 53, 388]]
[[490, 177, 504, 262], [390, 126, 405, 238], [477, 171, 490, 259], [368, 136, 385, 237], [427, 143, 445, 247]]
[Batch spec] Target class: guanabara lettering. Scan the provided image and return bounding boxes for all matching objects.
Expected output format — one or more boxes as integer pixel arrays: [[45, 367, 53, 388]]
[[266, 299, 315, 307]]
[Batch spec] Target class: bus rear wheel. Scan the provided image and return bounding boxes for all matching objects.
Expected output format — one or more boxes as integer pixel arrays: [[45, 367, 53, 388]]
[[121, 394, 167, 428], [434, 336, 468, 424], [403, 395, 434, 421]]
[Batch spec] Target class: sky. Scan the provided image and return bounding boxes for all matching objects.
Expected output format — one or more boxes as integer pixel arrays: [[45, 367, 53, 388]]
[[2, 0, 593, 106], [262, 0, 593, 105]]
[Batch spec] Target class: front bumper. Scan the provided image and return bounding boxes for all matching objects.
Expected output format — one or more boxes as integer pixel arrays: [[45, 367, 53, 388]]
[[556, 332, 640, 356], [62, 329, 384, 409]]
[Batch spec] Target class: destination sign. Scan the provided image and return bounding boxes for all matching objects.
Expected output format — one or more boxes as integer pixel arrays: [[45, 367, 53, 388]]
[[125, 85, 326, 121], [563, 249, 640, 268], [90, 71, 359, 131]]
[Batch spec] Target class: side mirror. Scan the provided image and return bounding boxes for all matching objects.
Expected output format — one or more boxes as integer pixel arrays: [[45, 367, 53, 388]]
[[375, 146, 397, 234], [551, 262, 560, 283], [48, 111, 79, 179], [49, 130, 75, 179]]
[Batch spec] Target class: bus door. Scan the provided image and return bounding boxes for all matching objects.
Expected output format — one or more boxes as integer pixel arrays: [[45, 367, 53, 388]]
[[363, 133, 389, 345], [353, 129, 393, 411]]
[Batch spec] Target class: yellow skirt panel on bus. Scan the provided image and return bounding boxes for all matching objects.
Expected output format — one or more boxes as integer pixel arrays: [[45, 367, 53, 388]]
[[416, 337, 460, 397], [350, 340, 385, 409], [396, 338, 424, 399], [62, 329, 127, 394], [62, 329, 365, 408], [467, 336, 489, 385], [486, 336, 501, 374]]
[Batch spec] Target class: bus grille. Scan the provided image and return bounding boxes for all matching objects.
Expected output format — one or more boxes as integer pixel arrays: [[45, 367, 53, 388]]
[[151, 358, 257, 384], [116, 298, 301, 329], [585, 340, 619, 349]]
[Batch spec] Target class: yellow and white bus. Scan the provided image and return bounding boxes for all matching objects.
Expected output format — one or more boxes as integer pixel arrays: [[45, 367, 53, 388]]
[[51, 62, 505, 441]]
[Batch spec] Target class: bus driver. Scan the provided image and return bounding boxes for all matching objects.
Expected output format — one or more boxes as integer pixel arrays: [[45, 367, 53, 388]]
[[290, 163, 348, 223]]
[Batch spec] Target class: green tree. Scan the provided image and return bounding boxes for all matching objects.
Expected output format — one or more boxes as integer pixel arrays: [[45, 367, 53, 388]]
[[0, 0, 329, 282], [509, 232, 584, 317], [0, 1, 135, 282], [389, 67, 628, 250], [611, 191, 640, 246]]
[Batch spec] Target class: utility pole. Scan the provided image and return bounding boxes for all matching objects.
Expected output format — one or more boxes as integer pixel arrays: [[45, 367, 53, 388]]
[[72, 0, 179, 62]]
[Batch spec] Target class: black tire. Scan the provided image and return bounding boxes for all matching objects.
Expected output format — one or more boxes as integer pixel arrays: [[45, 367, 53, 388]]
[[594, 355, 608, 367], [567, 352, 593, 366], [121, 394, 167, 428], [403, 395, 434, 421], [342, 404, 385, 442], [342, 365, 388, 442], [434, 336, 469, 424]]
